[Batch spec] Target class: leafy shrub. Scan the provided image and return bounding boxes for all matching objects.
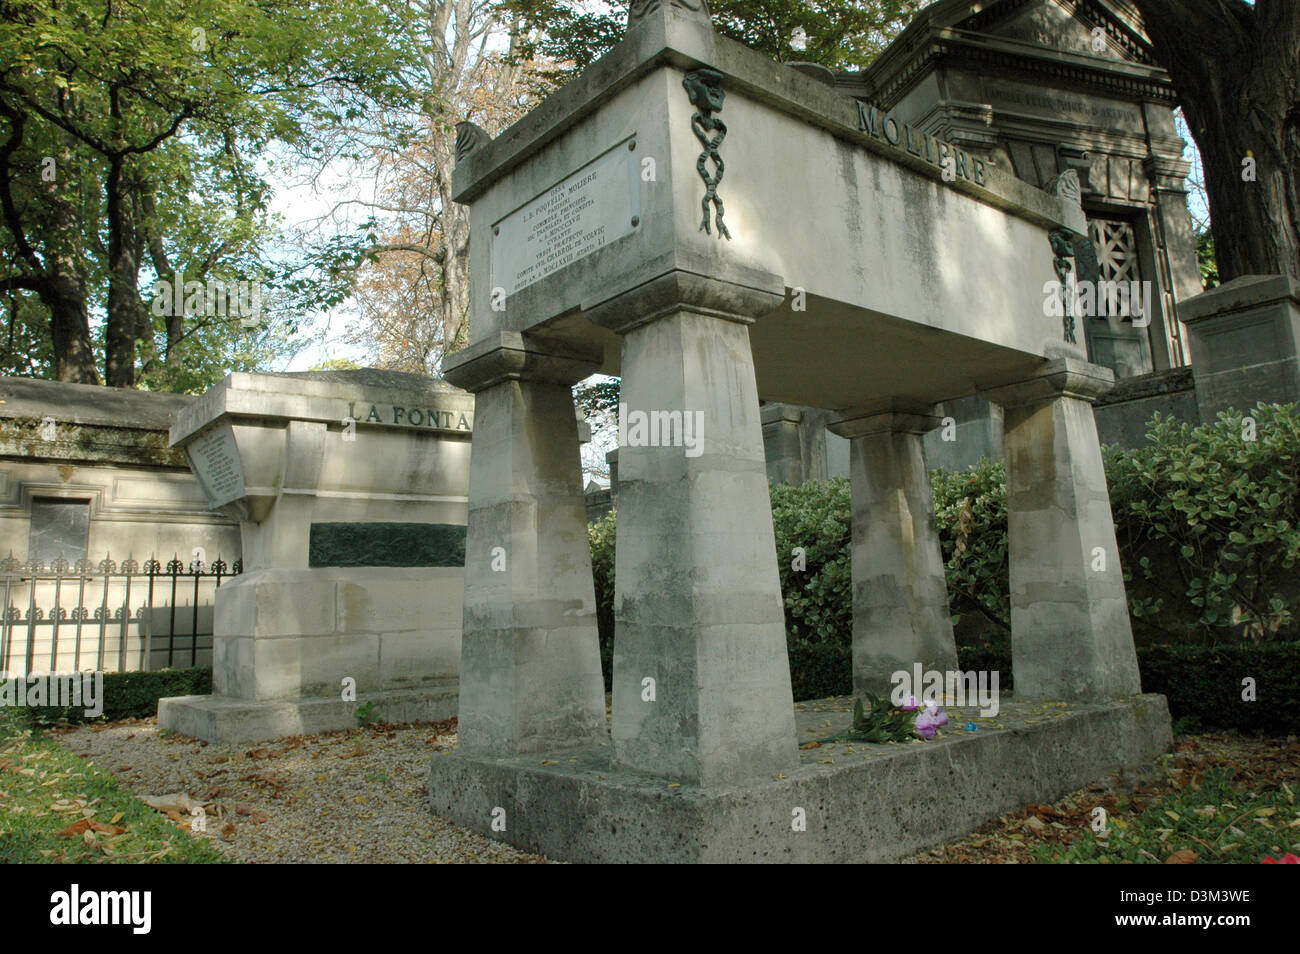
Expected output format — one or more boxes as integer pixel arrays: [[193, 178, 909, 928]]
[[786, 640, 1015, 702], [588, 509, 617, 691], [24, 666, 212, 725], [1105, 404, 1300, 645], [931, 458, 1010, 639], [770, 477, 852, 646], [588, 405, 1300, 716], [1137, 642, 1300, 732], [786, 642, 851, 700]]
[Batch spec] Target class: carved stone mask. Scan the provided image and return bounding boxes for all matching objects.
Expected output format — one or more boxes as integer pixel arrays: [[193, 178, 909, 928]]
[[1049, 229, 1075, 258], [683, 68, 725, 113]]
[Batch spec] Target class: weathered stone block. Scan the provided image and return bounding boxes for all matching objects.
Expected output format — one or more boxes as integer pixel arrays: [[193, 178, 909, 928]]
[[430, 695, 1172, 863]]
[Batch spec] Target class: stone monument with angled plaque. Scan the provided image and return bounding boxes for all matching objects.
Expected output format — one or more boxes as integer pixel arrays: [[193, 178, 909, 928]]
[[158, 369, 474, 743]]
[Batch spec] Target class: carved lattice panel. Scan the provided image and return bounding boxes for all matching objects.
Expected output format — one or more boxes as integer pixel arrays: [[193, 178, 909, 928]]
[[1089, 217, 1141, 318]]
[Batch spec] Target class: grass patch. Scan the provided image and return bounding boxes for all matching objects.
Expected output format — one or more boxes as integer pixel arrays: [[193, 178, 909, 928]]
[[0, 709, 226, 863], [1032, 768, 1300, 864]]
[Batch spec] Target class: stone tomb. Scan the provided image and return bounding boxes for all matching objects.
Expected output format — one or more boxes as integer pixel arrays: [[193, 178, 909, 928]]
[[429, 2, 1171, 862], [158, 370, 472, 743]]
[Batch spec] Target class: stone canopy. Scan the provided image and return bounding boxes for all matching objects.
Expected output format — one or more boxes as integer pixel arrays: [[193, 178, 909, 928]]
[[430, 0, 1168, 863]]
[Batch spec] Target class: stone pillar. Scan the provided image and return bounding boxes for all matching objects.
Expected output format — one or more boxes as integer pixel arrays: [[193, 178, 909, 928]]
[[828, 405, 957, 696], [442, 332, 607, 756], [1181, 274, 1300, 419], [590, 274, 798, 788], [980, 358, 1141, 701], [761, 403, 806, 485]]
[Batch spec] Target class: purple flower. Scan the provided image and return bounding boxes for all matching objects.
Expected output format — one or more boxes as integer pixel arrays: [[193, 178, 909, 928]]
[[914, 711, 939, 739], [915, 704, 950, 740], [901, 695, 919, 712]]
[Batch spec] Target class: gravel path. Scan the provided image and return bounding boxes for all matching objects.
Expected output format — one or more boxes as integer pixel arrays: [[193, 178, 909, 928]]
[[55, 718, 551, 864]]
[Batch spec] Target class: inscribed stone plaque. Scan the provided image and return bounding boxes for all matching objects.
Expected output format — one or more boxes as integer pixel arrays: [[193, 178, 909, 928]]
[[186, 424, 245, 508], [308, 522, 467, 568], [491, 140, 641, 296], [28, 499, 89, 566], [983, 81, 1143, 127]]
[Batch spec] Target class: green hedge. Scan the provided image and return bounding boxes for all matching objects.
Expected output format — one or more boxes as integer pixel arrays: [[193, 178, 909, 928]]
[[787, 642, 1013, 703], [787, 642, 852, 700], [589, 509, 616, 691], [771, 478, 852, 645], [785, 641, 1300, 733], [23, 667, 211, 725], [1106, 404, 1300, 645], [587, 405, 1300, 719], [1136, 643, 1300, 733]]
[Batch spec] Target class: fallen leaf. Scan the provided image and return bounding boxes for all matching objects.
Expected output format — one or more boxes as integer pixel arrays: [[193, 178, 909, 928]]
[[141, 792, 206, 814], [1165, 849, 1198, 864], [57, 819, 93, 838]]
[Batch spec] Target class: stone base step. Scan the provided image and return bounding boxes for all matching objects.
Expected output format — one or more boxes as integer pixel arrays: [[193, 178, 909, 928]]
[[428, 693, 1171, 863], [158, 681, 458, 743]]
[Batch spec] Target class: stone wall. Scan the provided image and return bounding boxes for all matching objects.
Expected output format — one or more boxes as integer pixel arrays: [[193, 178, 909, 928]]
[[1093, 367, 1198, 448], [0, 377, 240, 570]]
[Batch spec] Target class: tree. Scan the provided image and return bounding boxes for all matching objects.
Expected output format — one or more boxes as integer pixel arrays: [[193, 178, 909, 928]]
[[1, 0, 413, 388], [1130, 0, 1299, 281], [307, 0, 555, 376], [510, 0, 924, 76], [341, 52, 551, 373]]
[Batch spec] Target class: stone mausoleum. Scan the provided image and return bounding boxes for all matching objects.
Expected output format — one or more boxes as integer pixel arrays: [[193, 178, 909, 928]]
[[759, 0, 1298, 482], [0, 377, 240, 673], [0, 377, 239, 572], [428, 0, 1172, 863]]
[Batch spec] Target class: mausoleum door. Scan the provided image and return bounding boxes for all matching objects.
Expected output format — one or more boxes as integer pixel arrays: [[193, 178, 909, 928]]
[[1083, 213, 1156, 378]]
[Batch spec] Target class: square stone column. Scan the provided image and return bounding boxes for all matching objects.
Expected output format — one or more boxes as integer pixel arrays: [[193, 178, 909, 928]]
[[442, 332, 607, 756], [827, 405, 957, 696], [980, 358, 1141, 701], [1180, 274, 1300, 419], [589, 273, 798, 787]]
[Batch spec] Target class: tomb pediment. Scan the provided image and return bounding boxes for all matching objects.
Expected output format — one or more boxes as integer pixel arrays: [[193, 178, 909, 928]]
[[952, 0, 1154, 65]]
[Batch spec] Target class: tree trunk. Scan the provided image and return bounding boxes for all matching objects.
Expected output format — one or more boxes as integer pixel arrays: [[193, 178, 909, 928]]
[[46, 271, 99, 383], [0, 107, 99, 383], [435, 132, 471, 356], [38, 177, 98, 384], [104, 154, 146, 387], [1132, 0, 1299, 281]]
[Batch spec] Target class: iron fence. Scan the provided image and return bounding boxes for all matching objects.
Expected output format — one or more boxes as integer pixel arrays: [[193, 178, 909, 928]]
[[0, 554, 240, 675]]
